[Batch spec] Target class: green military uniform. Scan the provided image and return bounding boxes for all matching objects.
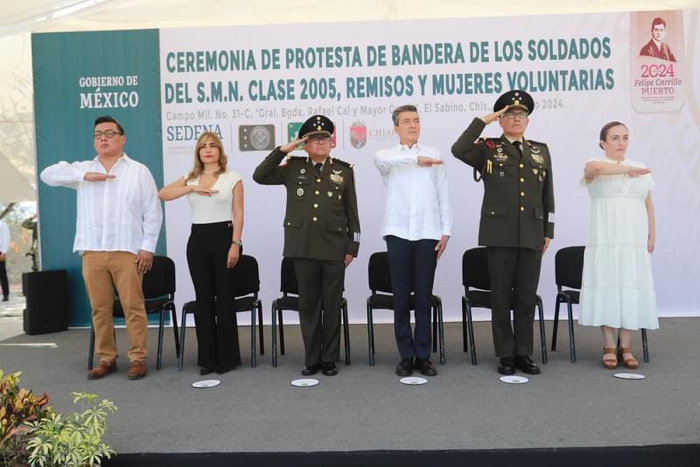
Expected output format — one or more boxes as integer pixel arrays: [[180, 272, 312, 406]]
[[452, 116, 555, 360], [253, 142, 360, 368]]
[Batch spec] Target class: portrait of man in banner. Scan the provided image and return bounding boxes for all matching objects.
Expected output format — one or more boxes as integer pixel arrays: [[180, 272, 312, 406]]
[[639, 16, 677, 62]]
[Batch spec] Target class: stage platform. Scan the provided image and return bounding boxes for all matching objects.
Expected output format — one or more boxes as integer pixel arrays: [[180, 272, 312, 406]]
[[1, 305, 699, 466]]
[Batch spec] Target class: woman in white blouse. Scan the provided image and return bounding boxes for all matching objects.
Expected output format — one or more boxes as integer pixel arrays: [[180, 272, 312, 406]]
[[160, 132, 244, 375]]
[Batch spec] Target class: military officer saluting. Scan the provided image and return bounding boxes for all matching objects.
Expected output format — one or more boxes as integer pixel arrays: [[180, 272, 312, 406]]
[[451, 90, 554, 376], [253, 115, 360, 377]]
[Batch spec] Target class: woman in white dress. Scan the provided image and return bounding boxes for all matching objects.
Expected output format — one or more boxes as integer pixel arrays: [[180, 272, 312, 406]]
[[579, 121, 658, 370], [159, 132, 244, 375]]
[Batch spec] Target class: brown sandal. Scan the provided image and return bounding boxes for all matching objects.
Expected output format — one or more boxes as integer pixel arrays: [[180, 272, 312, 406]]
[[618, 347, 639, 369], [603, 347, 617, 369]]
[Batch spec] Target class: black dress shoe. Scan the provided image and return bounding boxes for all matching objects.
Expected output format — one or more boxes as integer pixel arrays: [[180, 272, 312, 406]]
[[200, 368, 215, 376], [216, 364, 237, 375], [514, 355, 541, 375], [497, 357, 516, 375], [321, 362, 338, 376], [414, 358, 437, 376], [302, 363, 320, 376], [396, 358, 413, 377]]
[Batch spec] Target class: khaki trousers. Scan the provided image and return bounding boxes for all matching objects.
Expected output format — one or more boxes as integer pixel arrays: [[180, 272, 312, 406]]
[[82, 251, 147, 362]]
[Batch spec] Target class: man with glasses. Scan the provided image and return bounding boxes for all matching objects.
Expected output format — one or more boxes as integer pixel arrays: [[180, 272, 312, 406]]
[[451, 90, 554, 376], [41, 115, 162, 381], [254, 115, 360, 377]]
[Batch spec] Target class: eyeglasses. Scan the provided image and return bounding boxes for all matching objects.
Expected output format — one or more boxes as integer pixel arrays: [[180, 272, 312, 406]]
[[93, 130, 122, 139], [502, 111, 528, 120]]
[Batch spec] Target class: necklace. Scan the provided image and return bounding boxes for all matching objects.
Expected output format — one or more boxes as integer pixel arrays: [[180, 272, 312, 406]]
[[202, 168, 218, 174]]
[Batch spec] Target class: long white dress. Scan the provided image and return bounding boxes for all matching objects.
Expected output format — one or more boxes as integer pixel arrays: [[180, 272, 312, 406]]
[[579, 158, 658, 330]]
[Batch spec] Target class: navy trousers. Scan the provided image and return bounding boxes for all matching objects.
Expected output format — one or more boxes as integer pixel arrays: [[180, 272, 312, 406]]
[[385, 236, 438, 360]]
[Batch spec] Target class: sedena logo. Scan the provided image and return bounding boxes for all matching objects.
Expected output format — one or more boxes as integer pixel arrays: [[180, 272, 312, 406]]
[[78, 75, 140, 109]]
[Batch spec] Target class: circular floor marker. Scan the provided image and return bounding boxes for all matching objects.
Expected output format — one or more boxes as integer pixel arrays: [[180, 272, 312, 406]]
[[291, 378, 319, 387], [499, 375, 529, 384], [192, 379, 221, 388], [399, 377, 428, 385], [614, 373, 646, 380]]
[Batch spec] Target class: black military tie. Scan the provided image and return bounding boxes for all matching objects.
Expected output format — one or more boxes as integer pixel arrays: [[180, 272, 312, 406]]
[[513, 141, 523, 157], [315, 162, 323, 174]]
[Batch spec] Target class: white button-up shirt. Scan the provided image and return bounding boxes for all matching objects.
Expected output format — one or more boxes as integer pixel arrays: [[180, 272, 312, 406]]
[[0, 220, 10, 254], [375, 143, 452, 241], [40, 153, 162, 254]]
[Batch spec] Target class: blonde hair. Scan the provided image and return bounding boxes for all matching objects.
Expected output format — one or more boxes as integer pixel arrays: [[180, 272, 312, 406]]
[[186, 131, 228, 181]]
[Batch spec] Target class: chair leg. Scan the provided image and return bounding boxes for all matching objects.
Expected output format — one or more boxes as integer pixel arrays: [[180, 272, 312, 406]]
[[537, 298, 547, 364], [279, 309, 286, 356], [250, 306, 257, 368], [258, 303, 264, 356], [461, 297, 468, 353], [367, 300, 375, 366], [170, 304, 180, 359], [342, 299, 351, 366], [156, 309, 165, 370], [437, 301, 445, 365], [177, 305, 188, 371], [641, 328, 649, 363], [271, 302, 278, 367], [566, 300, 576, 363], [552, 297, 561, 351], [88, 326, 95, 370], [432, 307, 438, 353], [465, 302, 477, 365]]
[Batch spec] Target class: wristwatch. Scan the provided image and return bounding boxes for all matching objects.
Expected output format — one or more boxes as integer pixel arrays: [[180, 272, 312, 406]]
[[231, 240, 243, 247]]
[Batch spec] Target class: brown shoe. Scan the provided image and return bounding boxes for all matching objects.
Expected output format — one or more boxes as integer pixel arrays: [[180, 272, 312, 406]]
[[87, 360, 117, 380], [602, 347, 617, 370], [128, 360, 147, 380], [617, 347, 639, 369]]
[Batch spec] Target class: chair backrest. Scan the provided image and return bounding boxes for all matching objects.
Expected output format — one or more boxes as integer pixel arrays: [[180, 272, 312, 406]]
[[280, 257, 299, 295], [231, 254, 260, 297], [368, 251, 392, 294], [142, 255, 176, 299], [555, 246, 585, 290], [462, 247, 491, 291]]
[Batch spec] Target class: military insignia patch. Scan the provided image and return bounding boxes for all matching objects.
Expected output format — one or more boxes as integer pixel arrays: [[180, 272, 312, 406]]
[[529, 144, 541, 154], [533, 168, 539, 175], [493, 153, 508, 162], [330, 174, 344, 184], [300, 168, 306, 174], [531, 154, 544, 164], [327, 191, 333, 197], [296, 188, 304, 196]]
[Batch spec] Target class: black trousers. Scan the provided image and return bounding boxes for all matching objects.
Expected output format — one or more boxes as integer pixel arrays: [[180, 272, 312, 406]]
[[186, 222, 241, 369], [294, 258, 345, 366], [0, 260, 7, 298], [487, 247, 542, 358], [386, 236, 438, 360]]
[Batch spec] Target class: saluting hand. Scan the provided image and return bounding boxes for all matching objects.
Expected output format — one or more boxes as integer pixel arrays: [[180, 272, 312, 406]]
[[280, 137, 308, 154], [417, 156, 444, 167], [482, 106, 508, 124], [84, 172, 115, 182], [190, 186, 219, 196], [628, 167, 651, 177]]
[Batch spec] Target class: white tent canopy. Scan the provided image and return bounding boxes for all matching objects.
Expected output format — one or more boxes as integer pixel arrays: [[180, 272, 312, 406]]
[[0, 0, 696, 202]]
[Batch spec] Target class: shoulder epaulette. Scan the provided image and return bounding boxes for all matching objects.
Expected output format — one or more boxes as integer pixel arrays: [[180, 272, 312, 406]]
[[527, 139, 548, 148], [332, 157, 354, 169]]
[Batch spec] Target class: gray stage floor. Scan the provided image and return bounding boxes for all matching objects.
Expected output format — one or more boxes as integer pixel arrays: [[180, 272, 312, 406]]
[[1, 309, 699, 454]]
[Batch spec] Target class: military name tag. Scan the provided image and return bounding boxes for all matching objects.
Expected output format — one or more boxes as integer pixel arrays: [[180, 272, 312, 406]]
[[330, 173, 344, 184], [531, 154, 544, 164], [297, 188, 304, 196]]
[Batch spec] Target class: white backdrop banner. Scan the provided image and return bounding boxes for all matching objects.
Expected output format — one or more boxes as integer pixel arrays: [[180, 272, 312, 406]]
[[160, 9, 700, 324]]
